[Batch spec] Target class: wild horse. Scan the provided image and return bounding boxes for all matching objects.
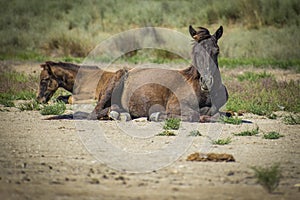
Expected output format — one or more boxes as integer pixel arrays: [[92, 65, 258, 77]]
[[37, 61, 127, 104], [90, 25, 228, 122]]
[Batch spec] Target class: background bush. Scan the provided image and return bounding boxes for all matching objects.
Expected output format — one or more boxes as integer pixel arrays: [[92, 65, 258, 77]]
[[0, 0, 299, 62]]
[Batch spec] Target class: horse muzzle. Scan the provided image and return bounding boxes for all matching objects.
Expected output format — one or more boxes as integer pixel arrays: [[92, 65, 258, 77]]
[[36, 96, 47, 104], [200, 75, 213, 90]]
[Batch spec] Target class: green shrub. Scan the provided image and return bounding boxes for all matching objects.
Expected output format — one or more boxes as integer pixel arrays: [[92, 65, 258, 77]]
[[220, 116, 242, 125], [263, 131, 284, 139], [157, 130, 176, 136], [251, 164, 281, 193], [18, 100, 41, 111], [40, 101, 66, 115], [234, 127, 259, 136], [212, 137, 232, 145], [163, 118, 180, 130]]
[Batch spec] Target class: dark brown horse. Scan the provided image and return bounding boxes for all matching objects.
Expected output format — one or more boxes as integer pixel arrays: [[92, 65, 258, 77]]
[[37, 61, 127, 104], [90, 25, 228, 122]]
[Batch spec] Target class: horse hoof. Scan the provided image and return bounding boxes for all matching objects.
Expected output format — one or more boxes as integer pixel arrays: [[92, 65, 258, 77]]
[[120, 112, 131, 121], [109, 111, 120, 120], [149, 112, 160, 122]]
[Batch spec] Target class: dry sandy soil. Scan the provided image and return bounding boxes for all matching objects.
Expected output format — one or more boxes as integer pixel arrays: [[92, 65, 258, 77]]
[[0, 62, 299, 200]]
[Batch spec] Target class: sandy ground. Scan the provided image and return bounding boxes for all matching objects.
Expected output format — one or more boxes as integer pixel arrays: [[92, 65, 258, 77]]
[[0, 61, 299, 199]]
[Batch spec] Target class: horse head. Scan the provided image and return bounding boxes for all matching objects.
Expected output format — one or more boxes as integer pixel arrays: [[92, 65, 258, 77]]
[[37, 62, 60, 103], [189, 25, 223, 91]]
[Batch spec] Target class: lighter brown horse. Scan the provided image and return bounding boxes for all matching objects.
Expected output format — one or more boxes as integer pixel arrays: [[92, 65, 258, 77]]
[[90, 25, 228, 122], [37, 61, 127, 105]]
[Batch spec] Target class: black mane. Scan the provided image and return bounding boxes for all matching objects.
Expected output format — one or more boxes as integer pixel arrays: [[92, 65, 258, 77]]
[[44, 61, 99, 72]]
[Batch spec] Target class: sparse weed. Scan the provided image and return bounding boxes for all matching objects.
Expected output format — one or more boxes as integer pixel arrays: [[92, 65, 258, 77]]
[[40, 101, 66, 115], [212, 137, 232, 145], [282, 114, 300, 125], [263, 131, 284, 139], [220, 116, 242, 125], [251, 164, 281, 193], [163, 118, 180, 130], [234, 126, 259, 136], [18, 100, 41, 111], [188, 130, 202, 137], [157, 130, 176, 136], [267, 113, 277, 119]]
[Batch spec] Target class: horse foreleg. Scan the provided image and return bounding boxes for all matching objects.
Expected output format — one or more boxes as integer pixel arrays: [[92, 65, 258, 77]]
[[149, 110, 200, 122], [91, 69, 127, 120]]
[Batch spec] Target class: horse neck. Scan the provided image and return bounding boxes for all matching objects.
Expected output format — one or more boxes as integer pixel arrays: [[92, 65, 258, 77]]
[[53, 66, 78, 92]]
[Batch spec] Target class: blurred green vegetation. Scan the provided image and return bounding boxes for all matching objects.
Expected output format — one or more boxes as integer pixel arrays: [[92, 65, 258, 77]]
[[225, 73, 300, 115], [0, 0, 299, 67]]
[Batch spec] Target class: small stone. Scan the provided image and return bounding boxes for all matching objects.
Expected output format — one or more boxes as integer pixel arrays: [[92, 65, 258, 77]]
[[89, 178, 100, 184], [227, 171, 235, 176], [102, 175, 108, 179], [115, 176, 125, 181]]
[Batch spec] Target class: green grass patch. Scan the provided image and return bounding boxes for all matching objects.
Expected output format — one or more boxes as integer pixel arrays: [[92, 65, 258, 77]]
[[220, 116, 242, 125], [212, 137, 232, 145], [0, 96, 15, 107], [237, 71, 273, 82], [188, 130, 202, 137], [40, 101, 66, 115], [18, 100, 41, 111], [263, 131, 284, 139], [226, 79, 300, 115], [219, 58, 300, 72], [234, 126, 259, 136], [251, 164, 281, 193], [163, 118, 180, 130], [157, 130, 176, 136], [282, 114, 300, 125], [0, 70, 38, 107]]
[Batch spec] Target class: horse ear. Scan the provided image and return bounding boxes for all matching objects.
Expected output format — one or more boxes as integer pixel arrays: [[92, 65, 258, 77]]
[[40, 62, 53, 75], [189, 25, 198, 39], [214, 26, 223, 40]]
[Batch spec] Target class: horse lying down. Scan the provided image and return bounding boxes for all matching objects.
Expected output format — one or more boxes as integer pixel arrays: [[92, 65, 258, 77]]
[[37, 25, 228, 122], [37, 61, 128, 104], [90, 25, 228, 122]]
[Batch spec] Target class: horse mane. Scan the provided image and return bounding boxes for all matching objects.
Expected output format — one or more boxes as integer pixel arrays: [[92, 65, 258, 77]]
[[42, 61, 80, 72], [181, 65, 200, 80], [194, 27, 211, 42], [42, 61, 100, 72]]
